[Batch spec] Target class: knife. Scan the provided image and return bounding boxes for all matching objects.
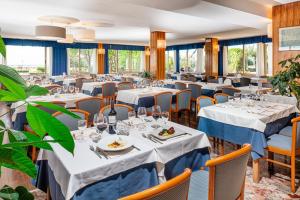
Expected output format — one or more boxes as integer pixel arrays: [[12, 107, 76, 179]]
[[96, 147, 109, 159]]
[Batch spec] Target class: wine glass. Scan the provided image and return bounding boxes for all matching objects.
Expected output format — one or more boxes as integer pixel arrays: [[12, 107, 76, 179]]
[[161, 111, 170, 128], [63, 85, 68, 94], [69, 85, 75, 93], [75, 87, 80, 94], [128, 111, 136, 120], [77, 120, 87, 140], [152, 105, 161, 129], [93, 113, 108, 134], [137, 107, 147, 122], [56, 87, 62, 94]]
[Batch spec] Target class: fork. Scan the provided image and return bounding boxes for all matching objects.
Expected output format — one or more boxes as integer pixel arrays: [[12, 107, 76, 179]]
[[89, 145, 102, 159]]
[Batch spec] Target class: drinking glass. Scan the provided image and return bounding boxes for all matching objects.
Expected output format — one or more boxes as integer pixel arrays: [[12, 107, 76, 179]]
[[114, 122, 129, 136], [128, 111, 136, 120], [75, 87, 80, 94], [56, 87, 62, 94], [93, 113, 108, 134], [63, 85, 68, 94], [77, 120, 87, 140], [152, 105, 161, 129], [69, 85, 75, 93], [137, 107, 147, 122], [161, 111, 170, 128]]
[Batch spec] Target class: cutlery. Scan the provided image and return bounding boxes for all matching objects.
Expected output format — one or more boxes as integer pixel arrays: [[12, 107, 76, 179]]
[[149, 135, 163, 144], [142, 133, 157, 143], [167, 133, 192, 140], [133, 145, 141, 151], [96, 147, 109, 159], [89, 145, 102, 159]]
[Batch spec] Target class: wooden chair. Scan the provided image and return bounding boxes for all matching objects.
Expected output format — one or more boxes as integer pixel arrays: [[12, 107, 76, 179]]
[[75, 97, 103, 125], [44, 84, 61, 91], [263, 116, 300, 192], [188, 83, 202, 113], [213, 93, 229, 104], [172, 90, 192, 125], [102, 82, 117, 105], [222, 87, 241, 96], [118, 82, 134, 90], [189, 144, 251, 200], [154, 91, 173, 113], [196, 96, 215, 113], [175, 82, 187, 90], [53, 109, 89, 131], [100, 104, 133, 121], [120, 168, 192, 200]]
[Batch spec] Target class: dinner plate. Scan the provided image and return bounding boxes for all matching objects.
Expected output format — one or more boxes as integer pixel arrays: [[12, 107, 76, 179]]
[[151, 127, 186, 141], [98, 135, 133, 151]]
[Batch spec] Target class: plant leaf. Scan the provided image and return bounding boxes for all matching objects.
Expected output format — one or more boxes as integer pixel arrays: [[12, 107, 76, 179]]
[[32, 101, 80, 119], [26, 104, 74, 154], [0, 75, 26, 99], [0, 90, 22, 102], [0, 36, 6, 58], [0, 65, 26, 85], [25, 85, 48, 97], [15, 186, 34, 200], [0, 185, 19, 200]]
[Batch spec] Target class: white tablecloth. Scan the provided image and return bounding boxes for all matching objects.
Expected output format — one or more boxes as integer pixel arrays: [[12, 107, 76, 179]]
[[198, 100, 297, 132], [11, 93, 91, 121], [262, 94, 298, 107], [38, 120, 211, 199], [238, 86, 271, 94], [63, 78, 76, 85], [51, 75, 64, 82], [116, 87, 179, 105], [251, 77, 268, 83], [81, 81, 120, 93], [163, 80, 230, 91]]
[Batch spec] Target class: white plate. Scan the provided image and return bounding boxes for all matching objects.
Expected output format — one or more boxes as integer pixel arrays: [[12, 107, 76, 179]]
[[151, 127, 186, 141], [98, 135, 133, 152]]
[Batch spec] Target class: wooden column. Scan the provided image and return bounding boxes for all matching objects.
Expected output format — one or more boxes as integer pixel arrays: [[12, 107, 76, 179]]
[[272, 2, 300, 74], [145, 46, 150, 72], [204, 38, 219, 77], [150, 31, 166, 80], [97, 43, 105, 74]]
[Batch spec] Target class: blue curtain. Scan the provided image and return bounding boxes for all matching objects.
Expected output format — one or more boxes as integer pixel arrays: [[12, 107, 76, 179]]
[[106, 44, 145, 51], [175, 49, 180, 72], [167, 42, 204, 51], [104, 44, 109, 74], [219, 35, 272, 46], [52, 47, 67, 76], [218, 46, 223, 76]]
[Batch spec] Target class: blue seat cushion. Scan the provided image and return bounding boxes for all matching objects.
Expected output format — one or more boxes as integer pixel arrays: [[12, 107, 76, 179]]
[[267, 134, 292, 151], [278, 126, 292, 137], [188, 170, 209, 200]]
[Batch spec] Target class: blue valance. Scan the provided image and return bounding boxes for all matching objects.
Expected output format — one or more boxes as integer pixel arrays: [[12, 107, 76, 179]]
[[167, 43, 204, 51], [106, 44, 145, 51], [219, 35, 272, 47], [3, 38, 98, 49]]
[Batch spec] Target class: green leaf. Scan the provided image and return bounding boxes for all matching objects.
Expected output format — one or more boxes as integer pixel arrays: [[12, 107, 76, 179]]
[[0, 65, 26, 85], [0, 90, 22, 102], [25, 85, 48, 97], [0, 185, 19, 200], [0, 75, 26, 99], [15, 186, 34, 200], [33, 101, 80, 119], [0, 147, 37, 178], [26, 104, 75, 154], [0, 36, 6, 58]]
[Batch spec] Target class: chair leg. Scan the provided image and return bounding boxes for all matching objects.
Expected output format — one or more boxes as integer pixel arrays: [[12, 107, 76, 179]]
[[188, 110, 191, 127], [32, 146, 37, 162], [220, 140, 225, 155], [291, 155, 296, 193], [253, 159, 260, 183], [268, 152, 274, 176]]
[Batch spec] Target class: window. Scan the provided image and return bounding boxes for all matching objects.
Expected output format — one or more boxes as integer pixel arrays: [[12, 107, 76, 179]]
[[264, 43, 273, 76], [5, 45, 49, 74], [108, 50, 143, 73], [165, 50, 175, 73], [227, 44, 257, 74], [68, 49, 97, 74], [179, 49, 197, 72]]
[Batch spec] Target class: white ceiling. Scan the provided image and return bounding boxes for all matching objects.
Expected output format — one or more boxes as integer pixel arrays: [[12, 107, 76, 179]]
[[0, 0, 292, 45]]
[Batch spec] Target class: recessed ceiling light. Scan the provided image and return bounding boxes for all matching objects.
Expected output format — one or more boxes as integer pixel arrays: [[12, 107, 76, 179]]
[[38, 16, 80, 26], [35, 25, 66, 40]]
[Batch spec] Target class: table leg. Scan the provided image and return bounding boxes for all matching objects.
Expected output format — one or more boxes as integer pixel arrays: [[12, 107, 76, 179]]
[[253, 159, 260, 183]]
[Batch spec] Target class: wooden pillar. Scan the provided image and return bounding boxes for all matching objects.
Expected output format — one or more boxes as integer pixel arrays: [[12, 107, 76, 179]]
[[150, 31, 166, 80], [97, 43, 105, 74], [145, 46, 150, 72], [205, 38, 219, 77]]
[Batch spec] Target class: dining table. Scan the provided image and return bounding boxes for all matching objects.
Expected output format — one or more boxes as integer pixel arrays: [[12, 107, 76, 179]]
[[116, 87, 179, 110], [238, 86, 271, 94], [82, 81, 120, 96], [35, 118, 211, 200], [11, 93, 91, 131]]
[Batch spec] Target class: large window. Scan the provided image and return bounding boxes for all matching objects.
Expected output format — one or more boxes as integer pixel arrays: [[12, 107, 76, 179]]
[[165, 50, 175, 73], [68, 49, 97, 74], [108, 50, 143, 73], [227, 44, 257, 74], [5, 45, 49, 74], [179, 49, 197, 72], [264, 42, 273, 76]]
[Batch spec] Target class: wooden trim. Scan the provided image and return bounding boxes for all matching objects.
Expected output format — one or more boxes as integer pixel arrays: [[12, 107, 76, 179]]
[[97, 43, 105, 74], [196, 96, 215, 113], [119, 169, 191, 200], [100, 104, 133, 114], [208, 166, 215, 200]]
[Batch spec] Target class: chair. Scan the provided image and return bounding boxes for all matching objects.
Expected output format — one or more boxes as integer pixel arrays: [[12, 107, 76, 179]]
[[120, 168, 192, 200], [154, 92, 173, 113], [102, 82, 117, 105], [44, 84, 61, 91], [175, 82, 187, 90], [214, 93, 229, 104], [196, 96, 215, 113], [188, 76, 197, 82], [75, 78, 86, 90], [262, 82, 273, 88], [126, 77, 134, 83], [222, 87, 241, 96], [75, 97, 103, 124], [121, 77, 127, 82], [172, 90, 192, 125], [118, 82, 133, 90], [48, 86, 62, 94], [189, 144, 251, 200], [36, 101, 66, 115], [100, 104, 133, 121], [263, 116, 300, 192], [223, 79, 232, 85], [239, 77, 251, 87], [53, 109, 89, 131], [188, 84, 202, 113]]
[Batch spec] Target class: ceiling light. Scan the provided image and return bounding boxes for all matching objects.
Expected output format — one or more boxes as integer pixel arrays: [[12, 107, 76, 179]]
[[74, 21, 114, 28], [35, 25, 66, 40], [57, 34, 74, 43], [98, 48, 105, 54], [38, 16, 80, 26], [157, 40, 166, 49], [75, 29, 95, 42], [145, 48, 151, 56]]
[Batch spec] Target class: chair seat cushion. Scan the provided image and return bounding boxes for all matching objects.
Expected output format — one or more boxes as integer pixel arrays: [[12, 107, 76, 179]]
[[188, 170, 209, 200], [267, 134, 292, 151], [278, 126, 292, 137]]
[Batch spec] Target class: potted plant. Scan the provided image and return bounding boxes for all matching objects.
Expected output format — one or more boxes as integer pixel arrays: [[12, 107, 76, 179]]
[[270, 54, 300, 108], [141, 71, 152, 79], [0, 36, 77, 199]]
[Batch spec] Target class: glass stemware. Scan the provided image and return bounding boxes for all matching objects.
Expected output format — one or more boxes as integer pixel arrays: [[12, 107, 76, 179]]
[[161, 111, 170, 128], [77, 120, 87, 140], [93, 113, 108, 133], [137, 107, 147, 122], [152, 105, 161, 129], [63, 85, 69, 94], [128, 111, 136, 121], [75, 87, 80, 94], [69, 85, 75, 93]]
